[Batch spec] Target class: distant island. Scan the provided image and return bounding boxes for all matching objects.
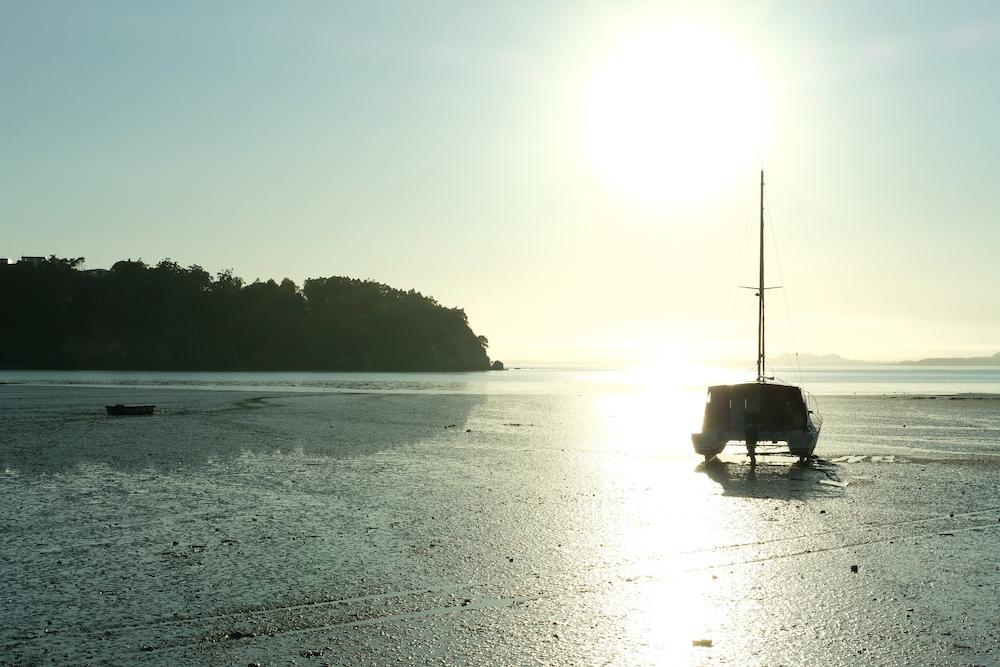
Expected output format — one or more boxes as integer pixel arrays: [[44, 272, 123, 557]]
[[0, 256, 497, 372], [770, 352, 1000, 367], [896, 351, 1000, 366], [770, 352, 875, 367]]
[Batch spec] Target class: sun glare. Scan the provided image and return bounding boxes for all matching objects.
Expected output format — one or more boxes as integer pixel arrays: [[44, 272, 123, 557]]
[[583, 22, 766, 211]]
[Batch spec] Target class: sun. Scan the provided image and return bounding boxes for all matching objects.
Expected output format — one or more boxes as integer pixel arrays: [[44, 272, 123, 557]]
[[582, 21, 766, 211]]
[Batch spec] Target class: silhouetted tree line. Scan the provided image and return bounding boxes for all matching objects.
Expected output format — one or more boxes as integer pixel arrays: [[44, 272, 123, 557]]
[[0, 257, 493, 371]]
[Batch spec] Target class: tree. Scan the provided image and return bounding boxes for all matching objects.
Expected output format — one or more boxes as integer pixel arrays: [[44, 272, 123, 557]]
[[0, 258, 493, 371]]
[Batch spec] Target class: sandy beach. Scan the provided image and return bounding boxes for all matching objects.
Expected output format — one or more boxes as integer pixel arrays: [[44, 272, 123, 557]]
[[2, 384, 999, 666]]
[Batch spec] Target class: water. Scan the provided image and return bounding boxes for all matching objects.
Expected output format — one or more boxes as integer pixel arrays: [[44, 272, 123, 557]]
[[771, 365, 1000, 396], [4, 364, 1000, 395], [6, 364, 1000, 462], [2, 367, 999, 665]]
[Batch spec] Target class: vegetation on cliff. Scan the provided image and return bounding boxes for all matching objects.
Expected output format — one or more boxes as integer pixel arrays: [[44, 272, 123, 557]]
[[0, 257, 493, 371]]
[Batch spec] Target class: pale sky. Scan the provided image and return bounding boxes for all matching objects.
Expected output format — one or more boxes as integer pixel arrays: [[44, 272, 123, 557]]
[[4, 1, 1000, 364]]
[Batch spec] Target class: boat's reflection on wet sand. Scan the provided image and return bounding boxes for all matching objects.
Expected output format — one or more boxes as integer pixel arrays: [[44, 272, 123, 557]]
[[697, 456, 847, 498]]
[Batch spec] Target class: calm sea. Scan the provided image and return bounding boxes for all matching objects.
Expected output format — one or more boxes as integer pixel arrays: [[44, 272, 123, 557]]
[[2, 365, 1000, 396]]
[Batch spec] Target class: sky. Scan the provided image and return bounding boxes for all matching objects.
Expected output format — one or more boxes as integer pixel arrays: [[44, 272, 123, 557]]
[[4, 1, 1000, 365]]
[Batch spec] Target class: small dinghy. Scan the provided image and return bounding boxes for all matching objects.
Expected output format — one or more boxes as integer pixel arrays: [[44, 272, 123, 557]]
[[105, 404, 156, 416]]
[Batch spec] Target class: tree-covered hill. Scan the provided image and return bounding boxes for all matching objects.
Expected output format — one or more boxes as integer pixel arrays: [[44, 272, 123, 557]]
[[0, 257, 493, 371]]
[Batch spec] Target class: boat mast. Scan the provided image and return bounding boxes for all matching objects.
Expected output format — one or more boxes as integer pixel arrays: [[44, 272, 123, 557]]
[[757, 169, 765, 382]]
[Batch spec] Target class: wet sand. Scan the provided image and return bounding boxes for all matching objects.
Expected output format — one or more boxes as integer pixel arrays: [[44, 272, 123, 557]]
[[1, 385, 998, 666]]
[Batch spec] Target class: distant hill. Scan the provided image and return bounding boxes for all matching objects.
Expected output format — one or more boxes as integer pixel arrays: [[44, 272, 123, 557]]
[[767, 351, 1000, 366], [0, 256, 494, 372], [769, 352, 876, 367], [897, 352, 1000, 366]]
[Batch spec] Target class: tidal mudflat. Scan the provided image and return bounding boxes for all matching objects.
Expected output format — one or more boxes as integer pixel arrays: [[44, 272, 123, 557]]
[[2, 384, 998, 666]]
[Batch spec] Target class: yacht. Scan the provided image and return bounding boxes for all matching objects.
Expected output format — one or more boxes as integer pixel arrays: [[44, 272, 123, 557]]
[[692, 171, 823, 462]]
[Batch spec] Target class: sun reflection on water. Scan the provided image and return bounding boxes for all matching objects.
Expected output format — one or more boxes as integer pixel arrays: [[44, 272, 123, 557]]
[[579, 365, 771, 663], [592, 359, 746, 456], [591, 454, 732, 663]]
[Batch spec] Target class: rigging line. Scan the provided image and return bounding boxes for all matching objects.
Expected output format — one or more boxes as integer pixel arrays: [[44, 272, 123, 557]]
[[765, 192, 804, 387], [763, 188, 804, 387]]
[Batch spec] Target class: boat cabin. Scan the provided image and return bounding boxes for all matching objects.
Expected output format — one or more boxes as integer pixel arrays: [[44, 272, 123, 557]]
[[700, 382, 809, 434]]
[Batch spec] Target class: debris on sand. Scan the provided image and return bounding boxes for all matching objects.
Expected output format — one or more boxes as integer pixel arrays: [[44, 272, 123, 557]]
[[692, 639, 713, 647], [819, 479, 849, 488], [850, 565, 859, 573], [831, 455, 867, 463], [300, 648, 326, 657]]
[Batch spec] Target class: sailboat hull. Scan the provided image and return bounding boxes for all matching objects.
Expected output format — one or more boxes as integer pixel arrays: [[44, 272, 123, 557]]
[[691, 382, 823, 459], [692, 422, 822, 458]]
